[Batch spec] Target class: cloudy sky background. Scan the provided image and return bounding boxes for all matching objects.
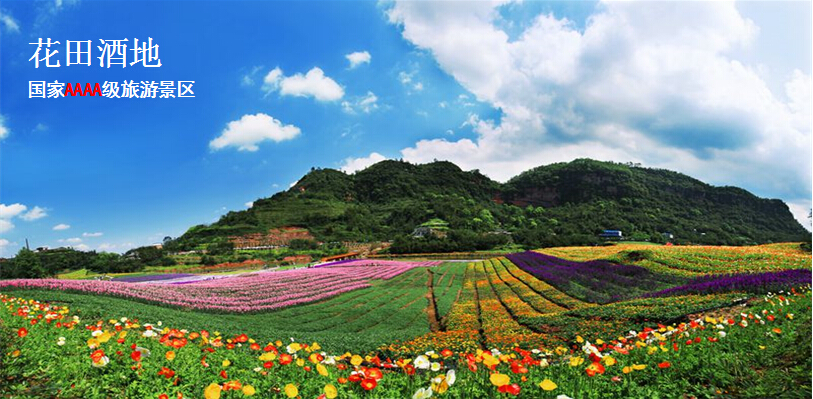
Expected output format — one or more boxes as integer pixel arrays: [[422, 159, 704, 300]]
[[0, 1, 810, 255]]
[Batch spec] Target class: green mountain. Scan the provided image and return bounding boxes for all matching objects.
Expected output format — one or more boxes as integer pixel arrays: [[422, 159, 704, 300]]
[[171, 159, 809, 252]]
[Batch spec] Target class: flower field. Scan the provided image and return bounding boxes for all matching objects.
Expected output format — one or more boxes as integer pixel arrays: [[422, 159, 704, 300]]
[[0, 261, 437, 313], [0, 244, 811, 397], [0, 286, 809, 398], [542, 242, 812, 275], [506, 251, 682, 303]]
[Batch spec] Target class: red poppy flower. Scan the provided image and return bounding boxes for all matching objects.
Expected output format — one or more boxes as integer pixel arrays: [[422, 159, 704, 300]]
[[17, 328, 27, 338], [348, 373, 362, 383], [130, 351, 142, 362], [90, 349, 105, 363], [279, 353, 293, 365], [159, 394, 169, 399], [467, 361, 477, 373], [510, 362, 528, 374], [361, 378, 377, 391], [498, 384, 521, 395], [367, 368, 383, 380], [158, 367, 175, 379], [404, 364, 416, 375], [263, 361, 274, 369], [441, 349, 453, 357], [658, 362, 671, 369], [219, 370, 228, 379]]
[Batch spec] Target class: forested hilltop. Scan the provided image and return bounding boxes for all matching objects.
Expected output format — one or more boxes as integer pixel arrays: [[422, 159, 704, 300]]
[[170, 159, 809, 252]]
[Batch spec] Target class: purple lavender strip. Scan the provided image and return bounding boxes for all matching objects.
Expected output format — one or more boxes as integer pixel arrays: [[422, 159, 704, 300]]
[[645, 269, 812, 297]]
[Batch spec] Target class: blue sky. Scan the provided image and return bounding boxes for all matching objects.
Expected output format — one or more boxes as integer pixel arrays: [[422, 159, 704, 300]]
[[0, 1, 810, 255]]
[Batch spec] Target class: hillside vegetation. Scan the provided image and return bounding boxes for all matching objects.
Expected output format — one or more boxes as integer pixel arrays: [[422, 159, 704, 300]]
[[170, 159, 809, 252]]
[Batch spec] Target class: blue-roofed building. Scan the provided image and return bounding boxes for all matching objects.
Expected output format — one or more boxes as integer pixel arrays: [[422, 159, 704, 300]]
[[599, 230, 623, 239]]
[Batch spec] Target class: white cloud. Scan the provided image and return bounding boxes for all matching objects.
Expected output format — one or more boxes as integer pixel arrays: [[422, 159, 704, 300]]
[[245, 201, 254, 208], [20, 206, 47, 221], [0, 203, 26, 219], [346, 51, 371, 69], [0, 220, 13, 234], [0, 203, 24, 234], [340, 152, 388, 173], [97, 242, 134, 253], [263, 67, 284, 89], [52, 223, 70, 231], [210, 113, 301, 152], [58, 237, 82, 244], [0, 10, 20, 33], [82, 232, 103, 237], [241, 66, 263, 86], [388, 1, 811, 206], [342, 92, 379, 114], [0, 238, 12, 256], [787, 201, 812, 232], [0, 115, 8, 140], [72, 243, 90, 251], [398, 71, 424, 92], [263, 67, 344, 101], [97, 243, 115, 251]]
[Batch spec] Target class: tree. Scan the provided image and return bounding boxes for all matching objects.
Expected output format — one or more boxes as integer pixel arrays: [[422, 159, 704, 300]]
[[207, 239, 234, 256], [6, 248, 47, 278]]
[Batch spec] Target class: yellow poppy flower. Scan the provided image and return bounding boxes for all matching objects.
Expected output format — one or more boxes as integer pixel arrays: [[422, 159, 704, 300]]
[[539, 379, 557, 391], [284, 384, 298, 398], [204, 383, 221, 399], [350, 355, 363, 366], [242, 385, 256, 396], [489, 373, 510, 387], [324, 384, 338, 399]]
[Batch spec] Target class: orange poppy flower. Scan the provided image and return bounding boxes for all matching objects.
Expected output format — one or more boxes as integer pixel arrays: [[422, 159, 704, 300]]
[[585, 362, 605, 377]]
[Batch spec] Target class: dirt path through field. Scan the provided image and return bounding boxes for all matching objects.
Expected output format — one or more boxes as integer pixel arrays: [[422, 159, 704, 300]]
[[425, 269, 442, 332]]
